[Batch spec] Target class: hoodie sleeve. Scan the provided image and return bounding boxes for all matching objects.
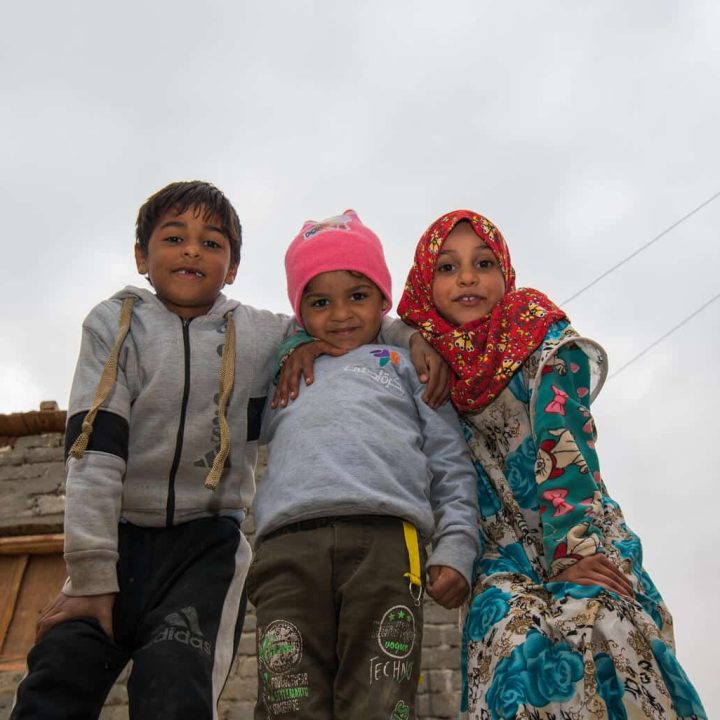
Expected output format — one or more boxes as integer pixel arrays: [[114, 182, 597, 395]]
[[415, 394, 480, 587], [63, 301, 132, 596]]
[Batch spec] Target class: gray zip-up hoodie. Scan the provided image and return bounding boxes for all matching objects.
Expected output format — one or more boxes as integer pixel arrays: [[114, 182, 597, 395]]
[[64, 287, 414, 596]]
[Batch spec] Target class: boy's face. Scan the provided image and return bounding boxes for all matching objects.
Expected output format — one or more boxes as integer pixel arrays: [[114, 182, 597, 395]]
[[432, 222, 505, 326], [300, 270, 389, 351], [135, 207, 238, 319]]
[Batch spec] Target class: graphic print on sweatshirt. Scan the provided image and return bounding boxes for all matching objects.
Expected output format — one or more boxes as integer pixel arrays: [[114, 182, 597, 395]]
[[342, 348, 405, 398]]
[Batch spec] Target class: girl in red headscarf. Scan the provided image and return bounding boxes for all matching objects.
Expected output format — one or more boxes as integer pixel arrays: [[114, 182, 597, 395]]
[[398, 211, 705, 720]]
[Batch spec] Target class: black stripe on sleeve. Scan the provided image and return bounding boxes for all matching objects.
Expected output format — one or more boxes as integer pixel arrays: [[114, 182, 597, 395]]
[[246, 396, 266, 442], [65, 410, 130, 461]]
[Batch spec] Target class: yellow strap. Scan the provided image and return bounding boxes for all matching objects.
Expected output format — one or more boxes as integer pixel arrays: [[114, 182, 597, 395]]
[[402, 521, 423, 588], [69, 297, 134, 459]]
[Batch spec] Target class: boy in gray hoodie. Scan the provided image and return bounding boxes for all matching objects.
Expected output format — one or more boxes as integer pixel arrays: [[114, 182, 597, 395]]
[[11, 183, 431, 719], [247, 211, 479, 720]]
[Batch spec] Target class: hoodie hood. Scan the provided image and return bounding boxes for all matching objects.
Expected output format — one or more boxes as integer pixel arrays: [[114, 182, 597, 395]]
[[111, 285, 241, 319]]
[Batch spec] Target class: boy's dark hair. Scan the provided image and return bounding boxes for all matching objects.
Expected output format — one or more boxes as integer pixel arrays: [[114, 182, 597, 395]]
[[135, 181, 242, 264]]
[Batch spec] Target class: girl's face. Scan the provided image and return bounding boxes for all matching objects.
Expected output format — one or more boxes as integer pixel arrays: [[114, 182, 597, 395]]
[[432, 222, 506, 326], [300, 270, 389, 350]]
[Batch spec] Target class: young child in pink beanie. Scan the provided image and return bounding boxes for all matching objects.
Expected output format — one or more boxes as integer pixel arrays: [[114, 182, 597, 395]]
[[246, 210, 479, 720]]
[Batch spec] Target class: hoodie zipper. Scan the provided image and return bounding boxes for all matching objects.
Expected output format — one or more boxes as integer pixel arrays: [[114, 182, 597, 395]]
[[166, 317, 193, 526]]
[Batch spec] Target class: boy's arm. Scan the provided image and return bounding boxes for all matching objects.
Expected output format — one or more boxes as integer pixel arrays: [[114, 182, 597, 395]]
[[63, 306, 131, 598], [414, 390, 480, 593], [271, 328, 346, 408]]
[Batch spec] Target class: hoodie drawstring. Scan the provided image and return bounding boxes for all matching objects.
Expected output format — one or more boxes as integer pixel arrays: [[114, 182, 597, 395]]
[[204, 311, 236, 490], [69, 297, 135, 459], [70, 299, 235, 493]]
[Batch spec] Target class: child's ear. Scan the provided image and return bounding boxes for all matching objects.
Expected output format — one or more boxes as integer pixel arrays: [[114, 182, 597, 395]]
[[224, 262, 239, 286], [381, 297, 390, 312], [134, 244, 148, 275]]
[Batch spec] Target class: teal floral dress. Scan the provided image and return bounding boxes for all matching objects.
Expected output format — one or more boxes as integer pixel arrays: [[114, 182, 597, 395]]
[[460, 321, 706, 720]]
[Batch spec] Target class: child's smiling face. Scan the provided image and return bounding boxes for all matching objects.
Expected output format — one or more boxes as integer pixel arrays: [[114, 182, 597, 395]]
[[432, 222, 506, 326], [300, 270, 389, 350], [135, 207, 238, 319]]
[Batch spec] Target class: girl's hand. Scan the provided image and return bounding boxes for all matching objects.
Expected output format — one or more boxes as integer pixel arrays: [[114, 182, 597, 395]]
[[427, 565, 469, 608], [409, 333, 451, 408], [552, 554, 634, 598], [272, 341, 347, 408], [36, 591, 115, 641]]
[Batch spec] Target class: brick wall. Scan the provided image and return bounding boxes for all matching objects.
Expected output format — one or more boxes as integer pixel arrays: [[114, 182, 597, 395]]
[[0, 432, 462, 719]]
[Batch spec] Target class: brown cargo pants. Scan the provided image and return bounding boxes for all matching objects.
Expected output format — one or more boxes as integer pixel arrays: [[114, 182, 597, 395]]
[[246, 515, 425, 720]]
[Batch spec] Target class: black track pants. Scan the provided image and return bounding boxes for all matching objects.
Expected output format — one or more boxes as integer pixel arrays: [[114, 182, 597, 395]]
[[11, 517, 250, 720]]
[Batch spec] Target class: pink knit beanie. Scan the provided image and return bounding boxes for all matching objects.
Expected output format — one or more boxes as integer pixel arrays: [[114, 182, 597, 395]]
[[285, 210, 393, 327]]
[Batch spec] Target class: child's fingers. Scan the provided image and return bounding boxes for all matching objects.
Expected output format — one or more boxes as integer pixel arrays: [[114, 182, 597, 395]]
[[274, 355, 308, 407], [35, 593, 115, 641], [590, 572, 633, 598], [552, 555, 634, 598], [272, 376, 291, 408], [420, 353, 451, 408], [584, 555, 634, 597], [427, 361, 451, 408], [299, 342, 346, 385], [595, 556, 634, 597], [426, 567, 469, 608], [430, 583, 466, 609]]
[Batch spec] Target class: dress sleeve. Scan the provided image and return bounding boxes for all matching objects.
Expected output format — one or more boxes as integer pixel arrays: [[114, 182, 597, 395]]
[[531, 342, 606, 576]]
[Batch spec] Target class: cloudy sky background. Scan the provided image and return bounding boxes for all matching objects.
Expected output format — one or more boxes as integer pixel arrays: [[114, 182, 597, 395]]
[[2, 0, 718, 711]]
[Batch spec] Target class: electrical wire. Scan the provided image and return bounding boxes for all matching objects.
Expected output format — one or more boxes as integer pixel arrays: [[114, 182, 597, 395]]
[[609, 291, 720, 379], [563, 190, 720, 305]]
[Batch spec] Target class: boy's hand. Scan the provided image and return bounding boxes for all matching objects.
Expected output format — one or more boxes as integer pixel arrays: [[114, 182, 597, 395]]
[[272, 341, 347, 408], [409, 334, 451, 408], [36, 591, 115, 641], [552, 554, 634, 598], [426, 565, 469, 609]]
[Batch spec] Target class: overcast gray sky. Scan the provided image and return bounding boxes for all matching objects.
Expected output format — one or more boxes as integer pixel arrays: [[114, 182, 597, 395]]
[[2, 0, 718, 711]]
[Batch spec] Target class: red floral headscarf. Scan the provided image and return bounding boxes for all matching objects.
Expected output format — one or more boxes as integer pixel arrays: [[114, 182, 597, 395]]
[[397, 210, 567, 413]]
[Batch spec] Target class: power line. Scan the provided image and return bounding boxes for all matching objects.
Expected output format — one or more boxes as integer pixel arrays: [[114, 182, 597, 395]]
[[609, 291, 720, 379], [563, 189, 720, 305]]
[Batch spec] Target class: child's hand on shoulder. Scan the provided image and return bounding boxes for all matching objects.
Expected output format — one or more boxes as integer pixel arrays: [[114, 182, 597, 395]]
[[36, 590, 115, 641], [426, 565, 469, 609], [551, 554, 634, 599], [272, 340, 348, 408], [409, 334, 451, 409]]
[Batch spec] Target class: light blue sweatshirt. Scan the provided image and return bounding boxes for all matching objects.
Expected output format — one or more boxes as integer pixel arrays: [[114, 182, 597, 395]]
[[255, 344, 480, 586]]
